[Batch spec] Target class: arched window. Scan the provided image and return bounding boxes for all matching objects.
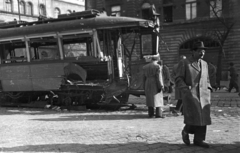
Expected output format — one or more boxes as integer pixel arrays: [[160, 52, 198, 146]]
[[26, 2, 33, 15], [54, 8, 61, 18], [19, 1, 26, 14], [5, 0, 13, 12], [180, 37, 219, 49], [141, 3, 151, 19], [39, 4, 46, 16]]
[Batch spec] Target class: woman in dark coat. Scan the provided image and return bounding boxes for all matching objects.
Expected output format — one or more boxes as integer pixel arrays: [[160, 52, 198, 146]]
[[175, 41, 212, 148], [143, 55, 164, 118]]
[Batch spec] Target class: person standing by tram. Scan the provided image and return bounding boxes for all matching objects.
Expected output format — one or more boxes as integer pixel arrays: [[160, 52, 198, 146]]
[[172, 55, 186, 115], [143, 55, 165, 118], [227, 62, 239, 93], [175, 41, 212, 148]]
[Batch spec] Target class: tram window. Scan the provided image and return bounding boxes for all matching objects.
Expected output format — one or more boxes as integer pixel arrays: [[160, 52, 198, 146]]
[[29, 36, 60, 61], [0, 41, 27, 64], [62, 35, 92, 59]]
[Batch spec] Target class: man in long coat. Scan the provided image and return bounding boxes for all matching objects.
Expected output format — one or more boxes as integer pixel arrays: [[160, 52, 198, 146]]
[[175, 41, 212, 148], [143, 55, 164, 118]]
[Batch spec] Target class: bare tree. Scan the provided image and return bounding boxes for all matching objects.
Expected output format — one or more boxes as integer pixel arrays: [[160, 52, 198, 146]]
[[203, 0, 235, 87]]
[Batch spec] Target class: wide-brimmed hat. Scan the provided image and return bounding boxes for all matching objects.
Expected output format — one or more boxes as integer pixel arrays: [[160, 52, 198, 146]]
[[151, 4, 160, 16], [192, 41, 207, 50], [151, 54, 160, 61]]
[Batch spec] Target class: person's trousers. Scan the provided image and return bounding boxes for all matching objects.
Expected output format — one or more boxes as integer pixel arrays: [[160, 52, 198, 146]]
[[183, 124, 207, 142], [175, 99, 183, 113], [148, 107, 162, 117], [228, 80, 239, 92]]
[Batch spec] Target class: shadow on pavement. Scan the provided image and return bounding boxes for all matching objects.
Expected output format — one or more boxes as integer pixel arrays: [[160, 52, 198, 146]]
[[0, 106, 147, 116], [30, 114, 168, 121], [0, 142, 239, 153]]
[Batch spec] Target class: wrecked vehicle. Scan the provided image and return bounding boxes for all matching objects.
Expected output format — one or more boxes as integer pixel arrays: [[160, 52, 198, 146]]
[[0, 9, 160, 109]]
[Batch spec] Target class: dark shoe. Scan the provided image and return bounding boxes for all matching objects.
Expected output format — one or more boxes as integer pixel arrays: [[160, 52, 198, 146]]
[[148, 115, 154, 118], [194, 141, 210, 148], [172, 109, 180, 115], [156, 116, 165, 118], [181, 130, 190, 145]]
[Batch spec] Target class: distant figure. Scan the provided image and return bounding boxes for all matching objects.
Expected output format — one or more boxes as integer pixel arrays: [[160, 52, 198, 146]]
[[143, 55, 165, 118], [161, 61, 171, 93], [172, 55, 186, 115], [175, 41, 212, 148], [228, 62, 239, 92], [159, 60, 172, 103]]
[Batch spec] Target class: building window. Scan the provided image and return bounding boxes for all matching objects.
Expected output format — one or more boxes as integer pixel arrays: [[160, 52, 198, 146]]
[[19, 1, 26, 14], [163, 0, 173, 23], [141, 3, 151, 19], [186, 0, 197, 20], [5, 0, 13, 12], [26, 2, 33, 15], [111, 5, 121, 16], [39, 4, 46, 16], [54, 8, 61, 18], [210, 0, 222, 18]]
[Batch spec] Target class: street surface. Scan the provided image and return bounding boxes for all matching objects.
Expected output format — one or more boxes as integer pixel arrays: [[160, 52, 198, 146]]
[[0, 89, 240, 153]]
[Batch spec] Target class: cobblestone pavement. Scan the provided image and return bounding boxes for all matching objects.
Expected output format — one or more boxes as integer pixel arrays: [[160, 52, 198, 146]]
[[0, 100, 239, 153], [130, 88, 240, 108]]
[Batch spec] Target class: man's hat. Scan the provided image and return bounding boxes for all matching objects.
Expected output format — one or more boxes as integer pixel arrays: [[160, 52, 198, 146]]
[[151, 54, 160, 61], [192, 41, 207, 50]]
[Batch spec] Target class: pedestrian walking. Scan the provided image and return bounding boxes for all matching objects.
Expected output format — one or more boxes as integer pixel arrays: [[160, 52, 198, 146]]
[[175, 41, 212, 148], [227, 62, 239, 93], [171, 55, 186, 115], [143, 55, 165, 118]]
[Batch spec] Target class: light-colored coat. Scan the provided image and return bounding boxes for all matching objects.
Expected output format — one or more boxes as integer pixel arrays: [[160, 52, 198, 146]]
[[175, 58, 212, 126], [143, 62, 164, 107]]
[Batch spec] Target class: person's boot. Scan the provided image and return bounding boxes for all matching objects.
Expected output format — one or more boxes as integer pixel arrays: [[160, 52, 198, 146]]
[[182, 130, 190, 145], [148, 107, 154, 118], [193, 141, 210, 148], [156, 107, 165, 118]]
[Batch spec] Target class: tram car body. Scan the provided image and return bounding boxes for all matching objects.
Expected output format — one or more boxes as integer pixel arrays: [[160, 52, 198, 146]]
[[0, 9, 160, 107]]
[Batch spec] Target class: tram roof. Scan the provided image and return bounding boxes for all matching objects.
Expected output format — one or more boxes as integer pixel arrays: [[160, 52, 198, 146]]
[[0, 15, 154, 40]]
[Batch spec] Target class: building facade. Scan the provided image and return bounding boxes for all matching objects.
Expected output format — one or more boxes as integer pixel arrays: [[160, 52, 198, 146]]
[[85, 0, 240, 81], [0, 0, 85, 22]]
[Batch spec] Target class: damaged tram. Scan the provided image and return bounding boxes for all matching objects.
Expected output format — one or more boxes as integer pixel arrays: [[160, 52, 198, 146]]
[[0, 9, 160, 108]]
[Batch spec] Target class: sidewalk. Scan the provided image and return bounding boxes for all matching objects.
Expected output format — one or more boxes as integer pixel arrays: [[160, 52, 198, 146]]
[[0, 106, 239, 153]]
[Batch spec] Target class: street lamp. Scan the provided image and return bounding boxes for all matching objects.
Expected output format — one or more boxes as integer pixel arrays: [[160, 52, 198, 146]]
[[5, 0, 21, 21]]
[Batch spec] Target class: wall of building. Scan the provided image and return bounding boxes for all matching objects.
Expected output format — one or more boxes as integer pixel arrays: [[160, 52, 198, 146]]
[[85, 0, 240, 78], [0, 0, 84, 22], [53, 0, 84, 16]]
